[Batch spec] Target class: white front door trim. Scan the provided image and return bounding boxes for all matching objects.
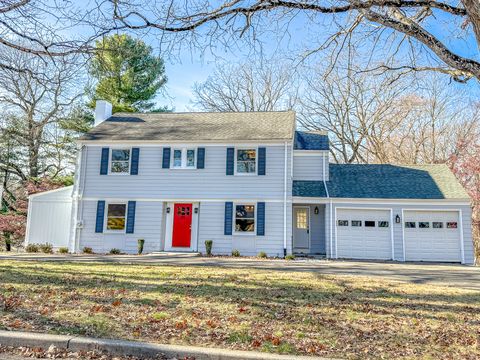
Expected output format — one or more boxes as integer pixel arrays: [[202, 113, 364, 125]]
[[164, 202, 199, 252], [293, 206, 311, 253]]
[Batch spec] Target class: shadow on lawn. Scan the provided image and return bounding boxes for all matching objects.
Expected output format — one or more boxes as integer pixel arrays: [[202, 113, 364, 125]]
[[1, 263, 480, 358]]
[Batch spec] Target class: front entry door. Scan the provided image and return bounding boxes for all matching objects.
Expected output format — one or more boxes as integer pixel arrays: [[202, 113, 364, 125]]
[[172, 203, 192, 248], [293, 207, 310, 252]]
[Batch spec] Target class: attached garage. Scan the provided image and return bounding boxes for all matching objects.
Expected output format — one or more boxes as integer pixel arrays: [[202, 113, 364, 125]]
[[336, 209, 392, 260], [404, 210, 462, 262]]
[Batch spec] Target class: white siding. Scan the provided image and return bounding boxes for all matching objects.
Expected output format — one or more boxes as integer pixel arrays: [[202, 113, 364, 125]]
[[82, 144, 291, 200], [79, 200, 163, 254], [293, 152, 329, 181], [197, 201, 286, 257], [26, 187, 73, 248]]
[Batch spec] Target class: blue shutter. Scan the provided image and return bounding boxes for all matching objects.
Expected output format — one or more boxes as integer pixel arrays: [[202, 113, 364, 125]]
[[197, 148, 205, 169], [224, 202, 233, 235], [226, 148, 234, 175], [162, 147, 171, 168], [257, 202, 265, 236], [258, 147, 266, 175], [126, 201, 136, 234], [130, 148, 140, 175], [95, 200, 105, 233], [100, 148, 109, 175]]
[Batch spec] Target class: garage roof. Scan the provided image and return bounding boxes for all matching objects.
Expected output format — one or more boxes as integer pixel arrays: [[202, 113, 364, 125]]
[[79, 111, 296, 142], [294, 164, 470, 200]]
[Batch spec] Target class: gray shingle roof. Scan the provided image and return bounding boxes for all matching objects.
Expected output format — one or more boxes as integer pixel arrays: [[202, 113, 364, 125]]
[[294, 164, 470, 200], [294, 131, 329, 150], [80, 111, 296, 141]]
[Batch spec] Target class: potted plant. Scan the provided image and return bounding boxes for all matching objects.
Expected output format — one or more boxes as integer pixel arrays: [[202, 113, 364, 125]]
[[138, 239, 145, 255], [205, 240, 213, 256]]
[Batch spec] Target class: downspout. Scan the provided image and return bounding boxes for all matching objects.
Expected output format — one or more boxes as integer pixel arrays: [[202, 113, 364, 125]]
[[72, 145, 87, 253], [283, 141, 288, 257], [322, 152, 333, 259]]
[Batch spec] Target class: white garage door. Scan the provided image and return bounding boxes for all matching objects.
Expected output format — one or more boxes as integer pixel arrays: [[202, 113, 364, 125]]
[[404, 211, 462, 262], [336, 209, 392, 260]]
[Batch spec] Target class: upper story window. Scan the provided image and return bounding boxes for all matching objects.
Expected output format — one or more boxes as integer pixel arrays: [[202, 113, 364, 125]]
[[110, 149, 130, 174], [172, 148, 196, 169], [106, 203, 126, 231], [235, 204, 255, 233], [236, 149, 256, 174]]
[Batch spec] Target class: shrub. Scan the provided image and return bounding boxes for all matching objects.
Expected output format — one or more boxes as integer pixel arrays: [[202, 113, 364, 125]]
[[58, 247, 69, 254], [137, 239, 145, 255], [205, 240, 213, 256], [231, 249, 240, 257], [25, 243, 39, 253], [39, 243, 53, 254], [82, 247, 94, 254], [285, 254, 295, 260], [109, 248, 121, 255], [258, 251, 267, 258]]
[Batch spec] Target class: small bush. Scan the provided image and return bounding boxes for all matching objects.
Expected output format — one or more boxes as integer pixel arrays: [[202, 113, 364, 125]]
[[39, 243, 53, 254], [285, 254, 295, 260], [25, 244, 39, 253], [58, 247, 69, 254], [258, 251, 267, 258], [82, 247, 94, 254], [205, 240, 213, 256], [109, 248, 121, 255], [231, 249, 240, 257]]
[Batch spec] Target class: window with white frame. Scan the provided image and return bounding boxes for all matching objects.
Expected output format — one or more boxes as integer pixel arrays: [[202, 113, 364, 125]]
[[110, 149, 130, 174], [106, 203, 127, 231], [172, 148, 196, 168], [236, 149, 256, 174], [235, 204, 255, 233]]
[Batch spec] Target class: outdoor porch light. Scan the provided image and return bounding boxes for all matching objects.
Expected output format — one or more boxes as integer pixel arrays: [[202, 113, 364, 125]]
[[194, 207, 199, 214], [314, 206, 319, 215], [166, 207, 171, 214], [395, 214, 401, 223]]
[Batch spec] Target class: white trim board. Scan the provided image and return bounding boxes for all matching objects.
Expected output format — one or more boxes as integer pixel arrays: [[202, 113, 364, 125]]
[[293, 197, 470, 205], [78, 140, 293, 147], [81, 197, 286, 203]]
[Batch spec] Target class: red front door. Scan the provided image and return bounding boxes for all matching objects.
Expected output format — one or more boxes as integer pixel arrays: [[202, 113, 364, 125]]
[[172, 203, 192, 247]]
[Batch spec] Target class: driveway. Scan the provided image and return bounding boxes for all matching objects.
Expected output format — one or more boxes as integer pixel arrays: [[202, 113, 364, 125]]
[[0, 252, 479, 290]]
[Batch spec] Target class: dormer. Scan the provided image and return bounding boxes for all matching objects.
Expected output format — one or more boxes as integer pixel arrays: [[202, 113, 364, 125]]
[[293, 131, 329, 181]]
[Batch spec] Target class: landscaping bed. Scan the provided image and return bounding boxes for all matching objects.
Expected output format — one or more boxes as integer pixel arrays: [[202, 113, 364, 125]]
[[0, 261, 479, 359]]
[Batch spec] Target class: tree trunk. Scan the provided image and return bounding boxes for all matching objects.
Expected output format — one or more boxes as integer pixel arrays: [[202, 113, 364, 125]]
[[463, 0, 480, 50]]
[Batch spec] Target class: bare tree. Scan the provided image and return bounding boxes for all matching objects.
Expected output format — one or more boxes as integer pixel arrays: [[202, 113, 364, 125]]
[[0, 49, 84, 181], [192, 60, 298, 112], [299, 68, 406, 163], [109, 0, 480, 84]]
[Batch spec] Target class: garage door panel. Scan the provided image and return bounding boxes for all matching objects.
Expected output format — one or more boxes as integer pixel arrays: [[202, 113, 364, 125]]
[[404, 211, 461, 262], [336, 209, 392, 260]]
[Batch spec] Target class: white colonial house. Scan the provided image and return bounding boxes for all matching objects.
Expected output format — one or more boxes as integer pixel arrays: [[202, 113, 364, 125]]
[[25, 101, 475, 264]]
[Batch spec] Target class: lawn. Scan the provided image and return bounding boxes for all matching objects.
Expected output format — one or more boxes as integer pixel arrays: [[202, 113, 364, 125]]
[[0, 261, 479, 359]]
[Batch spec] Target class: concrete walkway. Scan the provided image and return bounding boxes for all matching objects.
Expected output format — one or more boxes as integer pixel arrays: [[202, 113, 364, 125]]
[[0, 252, 479, 290]]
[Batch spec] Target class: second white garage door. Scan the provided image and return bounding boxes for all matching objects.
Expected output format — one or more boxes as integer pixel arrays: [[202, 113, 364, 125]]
[[336, 209, 392, 260], [404, 210, 462, 262]]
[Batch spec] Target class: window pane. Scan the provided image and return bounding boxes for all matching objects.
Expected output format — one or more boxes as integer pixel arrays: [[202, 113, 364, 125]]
[[173, 149, 182, 167], [351, 220, 362, 227], [405, 222, 416, 228], [296, 210, 307, 229], [338, 220, 348, 226], [235, 219, 255, 232], [187, 149, 195, 167], [236, 205, 255, 219], [111, 149, 130, 161], [433, 222, 444, 229], [379, 221, 389, 228], [237, 149, 256, 161], [107, 204, 126, 217], [447, 222, 458, 229], [107, 217, 126, 230], [365, 221, 375, 227], [111, 161, 129, 173], [419, 222, 430, 229]]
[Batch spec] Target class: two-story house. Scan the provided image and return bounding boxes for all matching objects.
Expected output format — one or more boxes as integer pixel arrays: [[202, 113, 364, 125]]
[[26, 101, 475, 264]]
